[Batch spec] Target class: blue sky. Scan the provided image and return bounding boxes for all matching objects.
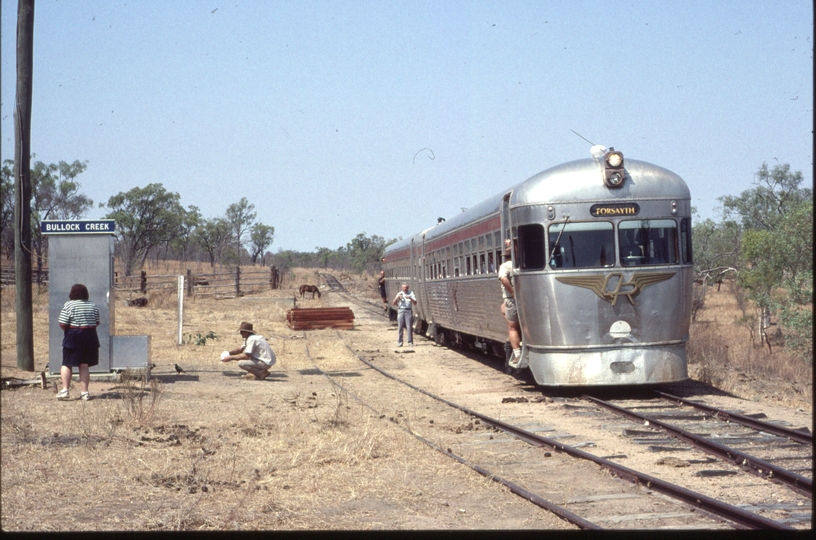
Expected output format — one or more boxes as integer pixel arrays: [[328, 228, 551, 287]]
[[2, 0, 812, 253]]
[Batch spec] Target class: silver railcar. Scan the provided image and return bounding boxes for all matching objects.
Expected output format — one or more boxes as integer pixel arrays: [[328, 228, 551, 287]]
[[382, 148, 693, 386]]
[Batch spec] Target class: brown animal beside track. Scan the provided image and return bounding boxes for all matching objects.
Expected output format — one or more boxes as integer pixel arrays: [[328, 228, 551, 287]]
[[299, 284, 321, 298]]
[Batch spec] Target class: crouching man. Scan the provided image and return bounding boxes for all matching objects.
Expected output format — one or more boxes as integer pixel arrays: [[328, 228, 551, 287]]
[[221, 322, 276, 380]]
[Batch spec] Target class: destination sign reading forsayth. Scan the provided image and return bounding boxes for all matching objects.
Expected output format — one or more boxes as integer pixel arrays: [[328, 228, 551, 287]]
[[41, 220, 116, 234]]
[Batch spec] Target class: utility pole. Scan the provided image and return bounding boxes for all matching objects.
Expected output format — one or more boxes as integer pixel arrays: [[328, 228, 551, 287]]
[[14, 0, 35, 371]]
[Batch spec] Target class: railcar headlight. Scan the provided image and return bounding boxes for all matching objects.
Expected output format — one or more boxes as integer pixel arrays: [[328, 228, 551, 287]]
[[606, 152, 622, 168], [603, 149, 625, 188], [607, 171, 624, 186]]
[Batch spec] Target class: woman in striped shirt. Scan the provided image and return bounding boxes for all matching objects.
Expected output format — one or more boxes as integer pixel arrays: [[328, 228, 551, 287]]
[[56, 284, 100, 401]]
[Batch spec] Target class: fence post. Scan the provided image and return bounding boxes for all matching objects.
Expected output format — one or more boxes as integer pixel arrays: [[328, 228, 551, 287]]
[[270, 266, 277, 290], [186, 269, 193, 297], [177, 275, 184, 345], [140, 270, 147, 293], [236, 266, 241, 297]]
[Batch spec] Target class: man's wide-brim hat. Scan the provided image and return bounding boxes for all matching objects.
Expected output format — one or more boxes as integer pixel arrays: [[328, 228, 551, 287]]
[[238, 322, 255, 334]]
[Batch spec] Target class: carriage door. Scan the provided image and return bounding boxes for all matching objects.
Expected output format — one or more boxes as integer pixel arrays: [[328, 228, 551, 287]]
[[501, 193, 512, 248], [416, 235, 430, 325]]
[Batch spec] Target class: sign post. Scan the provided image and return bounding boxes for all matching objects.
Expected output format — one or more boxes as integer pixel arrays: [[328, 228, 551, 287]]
[[43, 220, 150, 374]]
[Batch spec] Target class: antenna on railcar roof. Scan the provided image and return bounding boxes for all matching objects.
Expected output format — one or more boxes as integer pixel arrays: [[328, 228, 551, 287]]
[[571, 130, 608, 158], [570, 129, 595, 146]]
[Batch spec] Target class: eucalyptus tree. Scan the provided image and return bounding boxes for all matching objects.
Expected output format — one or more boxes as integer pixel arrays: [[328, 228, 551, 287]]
[[1, 159, 93, 266], [249, 223, 274, 265], [171, 205, 202, 263], [346, 232, 394, 275], [225, 197, 257, 254], [719, 162, 812, 358], [29, 160, 93, 274], [315, 247, 333, 269], [193, 217, 232, 267], [0, 161, 14, 259], [691, 215, 741, 284], [101, 183, 184, 276]]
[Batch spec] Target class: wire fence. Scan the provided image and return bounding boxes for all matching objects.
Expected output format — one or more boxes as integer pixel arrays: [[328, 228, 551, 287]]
[[1, 264, 285, 299]]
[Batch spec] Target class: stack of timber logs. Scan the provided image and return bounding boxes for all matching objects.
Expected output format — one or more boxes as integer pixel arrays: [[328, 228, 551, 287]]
[[286, 307, 355, 330]]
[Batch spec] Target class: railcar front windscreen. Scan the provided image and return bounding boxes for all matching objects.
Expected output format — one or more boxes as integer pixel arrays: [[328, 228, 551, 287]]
[[547, 222, 615, 269], [619, 219, 679, 266]]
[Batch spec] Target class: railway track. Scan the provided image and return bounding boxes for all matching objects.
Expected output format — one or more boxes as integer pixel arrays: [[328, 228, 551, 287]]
[[582, 394, 812, 497], [303, 274, 811, 529]]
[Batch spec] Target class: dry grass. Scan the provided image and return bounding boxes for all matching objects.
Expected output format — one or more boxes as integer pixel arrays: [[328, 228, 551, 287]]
[[2, 266, 511, 531], [688, 284, 812, 407], [1, 264, 810, 531]]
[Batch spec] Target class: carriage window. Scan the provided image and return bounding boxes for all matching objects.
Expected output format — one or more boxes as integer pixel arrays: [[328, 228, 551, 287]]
[[619, 219, 678, 266], [517, 224, 546, 270], [548, 222, 614, 269], [680, 218, 692, 264]]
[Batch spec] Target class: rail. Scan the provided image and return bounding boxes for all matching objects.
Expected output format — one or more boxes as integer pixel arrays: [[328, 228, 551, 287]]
[[335, 333, 792, 530], [583, 395, 812, 498]]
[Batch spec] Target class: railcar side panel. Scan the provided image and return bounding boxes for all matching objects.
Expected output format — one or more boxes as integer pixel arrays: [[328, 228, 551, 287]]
[[423, 277, 507, 343]]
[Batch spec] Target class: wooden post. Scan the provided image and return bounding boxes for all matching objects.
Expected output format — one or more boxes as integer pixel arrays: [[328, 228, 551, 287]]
[[270, 266, 277, 290], [235, 266, 241, 297], [140, 270, 147, 293], [186, 269, 193, 296], [14, 0, 35, 371], [177, 275, 184, 345]]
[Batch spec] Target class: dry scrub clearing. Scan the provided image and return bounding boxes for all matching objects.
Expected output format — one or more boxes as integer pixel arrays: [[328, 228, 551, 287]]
[[1, 269, 810, 531]]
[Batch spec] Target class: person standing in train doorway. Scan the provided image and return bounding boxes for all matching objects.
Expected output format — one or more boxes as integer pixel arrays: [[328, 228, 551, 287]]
[[499, 241, 523, 368], [378, 270, 388, 312], [392, 282, 417, 347]]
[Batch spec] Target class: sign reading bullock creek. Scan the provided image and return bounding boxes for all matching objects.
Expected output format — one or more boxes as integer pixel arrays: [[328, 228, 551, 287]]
[[590, 203, 640, 217], [41, 219, 116, 234]]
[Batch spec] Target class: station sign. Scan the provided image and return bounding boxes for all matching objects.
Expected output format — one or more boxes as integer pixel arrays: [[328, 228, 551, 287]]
[[41, 219, 116, 235]]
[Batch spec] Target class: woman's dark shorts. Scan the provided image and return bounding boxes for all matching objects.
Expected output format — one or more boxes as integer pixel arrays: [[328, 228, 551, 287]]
[[62, 347, 99, 367], [61, 328, 100, 367]]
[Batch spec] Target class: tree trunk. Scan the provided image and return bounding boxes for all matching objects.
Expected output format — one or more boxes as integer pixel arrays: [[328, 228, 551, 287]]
[[759, 305, 772, 353], [14, 0, 35, 371]]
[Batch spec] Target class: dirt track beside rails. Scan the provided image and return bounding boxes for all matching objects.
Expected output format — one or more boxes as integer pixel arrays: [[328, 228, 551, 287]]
[[1, 271, 811, 531]]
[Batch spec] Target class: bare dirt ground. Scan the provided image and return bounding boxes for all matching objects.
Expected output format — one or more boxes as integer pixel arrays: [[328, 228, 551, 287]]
[[1, 269, 811, 531]]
